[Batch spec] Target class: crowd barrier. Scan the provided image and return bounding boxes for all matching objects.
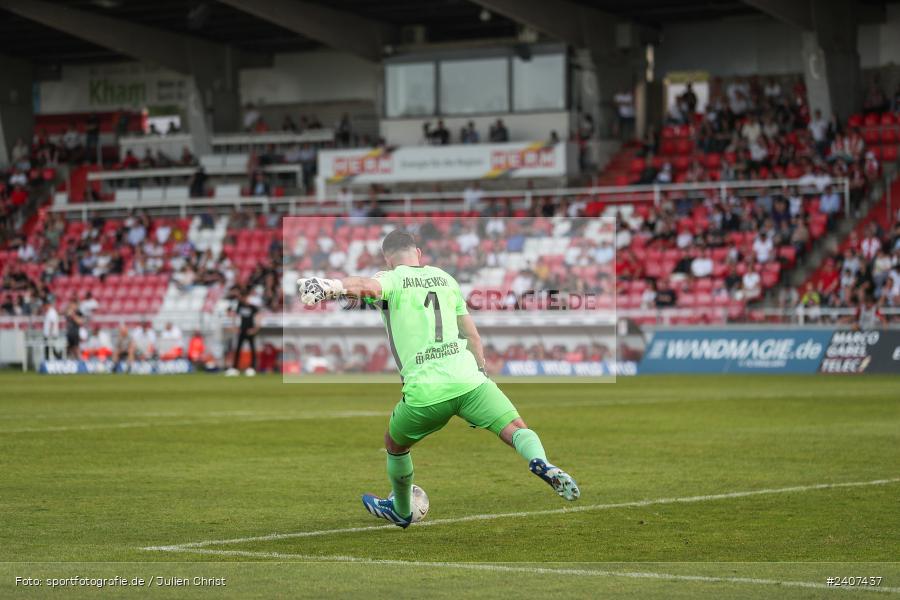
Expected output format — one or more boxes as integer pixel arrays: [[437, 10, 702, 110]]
[[639, 329, 899, 375]]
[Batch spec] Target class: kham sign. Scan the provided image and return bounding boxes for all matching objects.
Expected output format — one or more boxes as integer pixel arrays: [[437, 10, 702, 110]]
[[317, 141, 570, 194]]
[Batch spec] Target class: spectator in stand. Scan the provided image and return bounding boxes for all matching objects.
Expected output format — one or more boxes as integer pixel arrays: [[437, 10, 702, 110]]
[[189, 167, 208, 198], [421, 122, 434, 145], [681, 82, 698, 116], [655, 162, 672, 184], [253, 117, 270, 133], [10, 137, 29, 170], [187, 330, 211, 368], [131, 322, 157, 360], [871, 248, 893, 295], [82, 325, 113, 361], [64, 299, 84, 359], [179, 146, 197, 166], [16, 239, 36, 262], [790, 216, 810, 257], [816, 258, 841, 303], [249, 171, 270, 197], [121, 150, 139, 169], [886, 265, 900, 307], [724, 264, 741, 293], [432, 120, 450, 145], [807, 109, 831, 157], [851, 293, 885, 330], [460, 121, 480, 144], [62, 123, 84, 163], [42, 300, 61, 360], [740, 260, 762, 301], [860, 223, 882, 261], [489, 119, 509, 143], [819, 185, 842, 228], [614, 88, 636, 140], [862, 77, 888, 114], [336, 113, 352, 146], [764, 77, 782, 100], [753, 230, 774, 263], [462, 182, 483, 211], [281, 114, 298, 133], [690, 248, 714, 278], [798, 283, 822, 322], [114, 324, 132, 367], [654, 280, 677, 307], [863, 151, 880, 182], [243, 103, 261, 131], [79, 290, 99, 319], [160, 321, 185, 360]]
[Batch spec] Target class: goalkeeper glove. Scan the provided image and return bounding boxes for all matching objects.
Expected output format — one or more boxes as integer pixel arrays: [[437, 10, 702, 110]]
[[297, 277, 345, 306]]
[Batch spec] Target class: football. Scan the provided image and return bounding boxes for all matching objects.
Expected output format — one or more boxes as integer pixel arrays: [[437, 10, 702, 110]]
[[389, 485, 430, 523]]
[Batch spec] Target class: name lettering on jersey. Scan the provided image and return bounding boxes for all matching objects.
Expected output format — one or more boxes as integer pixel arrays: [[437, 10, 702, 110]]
[[415, 341, 460, 364], [402, 276, 449, 289]]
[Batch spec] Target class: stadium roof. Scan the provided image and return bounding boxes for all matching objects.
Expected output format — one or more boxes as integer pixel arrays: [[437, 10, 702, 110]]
[[0, 0, 892, 66]]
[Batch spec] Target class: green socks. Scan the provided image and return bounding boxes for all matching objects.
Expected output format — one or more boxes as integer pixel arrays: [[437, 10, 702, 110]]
[[386, 451, 414, 518], [511, 428, 547, 462]]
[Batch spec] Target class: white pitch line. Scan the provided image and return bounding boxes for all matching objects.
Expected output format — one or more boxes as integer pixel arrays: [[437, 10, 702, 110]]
[[142, 477, 900, 551], [0, 410, 385, 433], [140, 548, 900, 595]]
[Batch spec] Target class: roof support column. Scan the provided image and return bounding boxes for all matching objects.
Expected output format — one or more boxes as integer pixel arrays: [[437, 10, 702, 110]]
[[0, 54, 33, 165]]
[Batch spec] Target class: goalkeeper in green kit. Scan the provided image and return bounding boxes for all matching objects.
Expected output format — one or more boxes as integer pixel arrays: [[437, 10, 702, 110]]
[[297, 229, 579, 528]]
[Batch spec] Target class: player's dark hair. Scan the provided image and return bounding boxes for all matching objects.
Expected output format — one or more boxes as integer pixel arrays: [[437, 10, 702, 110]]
[[382, 229, 417, 256]]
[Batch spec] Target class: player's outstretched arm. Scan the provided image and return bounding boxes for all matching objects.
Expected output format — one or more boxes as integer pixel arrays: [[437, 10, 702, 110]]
[[457, 314, 486, 371], [341, 276, 383, 299], [297, 275, 382, 305]]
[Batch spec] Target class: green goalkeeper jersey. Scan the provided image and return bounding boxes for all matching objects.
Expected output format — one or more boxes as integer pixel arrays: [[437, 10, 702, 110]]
[[373, 264, 486, 406]]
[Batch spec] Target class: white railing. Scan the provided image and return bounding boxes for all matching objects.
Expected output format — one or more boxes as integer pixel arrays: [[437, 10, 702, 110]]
[[119, 133, 194, 161], [86, 163, 301, 182], [49, 177, 848, 220], [211, 129, 334, 149]]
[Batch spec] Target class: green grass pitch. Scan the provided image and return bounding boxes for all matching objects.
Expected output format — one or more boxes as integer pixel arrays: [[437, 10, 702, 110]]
[[1, 373, 898, 599]]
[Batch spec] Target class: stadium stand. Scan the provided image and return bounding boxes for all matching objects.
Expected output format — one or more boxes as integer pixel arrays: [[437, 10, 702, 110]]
[[1, 47, 898, 370]]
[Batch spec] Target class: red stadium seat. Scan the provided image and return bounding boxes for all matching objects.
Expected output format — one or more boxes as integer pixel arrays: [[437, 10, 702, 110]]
[[863, 129, 881, 145], [674, 139, 693, 155], [882, 129, 897, 144], [778, 245, 797, 266], [673, 156, 690, 171], [704, 153, 721, 169], [881, 112, 896, 126], [883, 146, 898, 162]]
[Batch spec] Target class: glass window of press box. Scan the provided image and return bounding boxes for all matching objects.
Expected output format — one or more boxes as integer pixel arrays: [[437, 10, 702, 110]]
[[384, 49, 566, 118]]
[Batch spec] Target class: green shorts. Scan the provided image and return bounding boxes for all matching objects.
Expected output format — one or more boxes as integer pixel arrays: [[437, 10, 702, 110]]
[[388, 380, 519, 447]]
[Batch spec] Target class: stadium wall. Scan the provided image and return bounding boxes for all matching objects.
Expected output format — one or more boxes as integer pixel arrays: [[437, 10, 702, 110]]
[[239, 50, 378, 105]]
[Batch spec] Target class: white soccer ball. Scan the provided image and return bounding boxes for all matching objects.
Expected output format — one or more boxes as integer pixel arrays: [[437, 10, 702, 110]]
[[389, 484, 429, 522]]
